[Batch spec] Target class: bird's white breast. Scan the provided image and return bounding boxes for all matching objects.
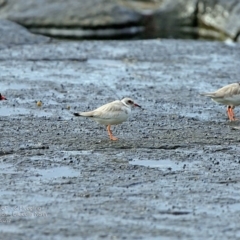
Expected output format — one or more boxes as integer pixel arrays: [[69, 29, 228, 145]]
[[212, 94, 240, 106]]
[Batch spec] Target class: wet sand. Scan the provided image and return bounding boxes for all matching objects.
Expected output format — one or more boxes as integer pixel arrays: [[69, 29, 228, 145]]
[[0, 39, 240, 239]]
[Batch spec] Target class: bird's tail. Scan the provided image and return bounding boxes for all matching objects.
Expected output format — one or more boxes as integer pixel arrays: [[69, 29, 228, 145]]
[[73, 112, 93, 117], [200, 92, 215, 97]]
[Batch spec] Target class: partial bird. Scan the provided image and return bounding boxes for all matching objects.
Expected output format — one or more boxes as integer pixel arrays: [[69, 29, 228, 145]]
[[0, 93, 7, 100], [200, 83, 240, 121], [74, 97, 141, 140]]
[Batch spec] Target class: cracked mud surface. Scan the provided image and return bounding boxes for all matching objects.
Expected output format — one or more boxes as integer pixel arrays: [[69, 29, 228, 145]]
[[1, 40, 240, 239]]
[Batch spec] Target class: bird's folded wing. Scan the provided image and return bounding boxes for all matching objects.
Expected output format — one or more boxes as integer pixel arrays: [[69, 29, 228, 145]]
[[201, 84, 240, 99], [92, 103, 126, 119], [215, 84, 240, 98]]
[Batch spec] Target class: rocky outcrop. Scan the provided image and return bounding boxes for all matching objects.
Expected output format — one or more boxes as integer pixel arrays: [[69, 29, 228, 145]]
[[0, 0, 143, 39], [197, 0, 240, 41], [0, 0, 142, 27], [0, 19, 50, 49], [0, 0, 239, 41]]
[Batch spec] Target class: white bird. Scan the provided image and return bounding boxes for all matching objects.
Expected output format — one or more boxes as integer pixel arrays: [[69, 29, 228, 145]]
[[0, 93, 7, 100], [200, 83, 240, 121], [74, 97, 141, 140]]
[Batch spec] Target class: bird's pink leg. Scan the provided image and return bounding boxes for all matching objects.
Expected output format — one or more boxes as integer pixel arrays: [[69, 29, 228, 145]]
[[230, 107, 237, 120], [107, 125, 118, 141], [227, 106, 236, 121]]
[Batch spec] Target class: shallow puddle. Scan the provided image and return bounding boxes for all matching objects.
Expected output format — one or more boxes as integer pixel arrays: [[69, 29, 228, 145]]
[[129, 158, 202, 172], [0, 106, 53, 117], [0, 106, 29, 116], [0, 82, 30, 91], [35, 166, 80, 179], [61, 150, 94, 155], [129, 159, 183, 171], [0, 163, 17, 174], [0, 225, 20, 232]]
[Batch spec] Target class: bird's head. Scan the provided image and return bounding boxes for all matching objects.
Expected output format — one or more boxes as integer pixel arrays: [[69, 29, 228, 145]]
[[121, 97, 141, 108]]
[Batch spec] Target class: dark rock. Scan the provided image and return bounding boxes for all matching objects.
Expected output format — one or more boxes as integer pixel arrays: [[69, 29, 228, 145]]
[[142, 0, 198, 39], [0, 0, 6, 8]]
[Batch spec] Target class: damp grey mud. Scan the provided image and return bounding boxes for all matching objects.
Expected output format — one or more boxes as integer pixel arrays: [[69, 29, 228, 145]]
[[1, 39, 240, 239]]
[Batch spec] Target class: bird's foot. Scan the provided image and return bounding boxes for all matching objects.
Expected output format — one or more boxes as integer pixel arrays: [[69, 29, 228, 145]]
[[107, 125, 118, 141], [109, 135, 118, 141]]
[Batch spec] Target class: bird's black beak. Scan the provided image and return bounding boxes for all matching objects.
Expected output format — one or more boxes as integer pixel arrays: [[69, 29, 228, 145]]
[[134, 103, 141, 108]]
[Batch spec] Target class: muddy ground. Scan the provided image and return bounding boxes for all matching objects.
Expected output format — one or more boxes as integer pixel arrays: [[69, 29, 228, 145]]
[[0, 39, 240, 239]]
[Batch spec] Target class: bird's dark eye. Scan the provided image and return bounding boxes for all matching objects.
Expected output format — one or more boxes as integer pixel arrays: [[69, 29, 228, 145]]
[[128, 100, 133, 104]]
